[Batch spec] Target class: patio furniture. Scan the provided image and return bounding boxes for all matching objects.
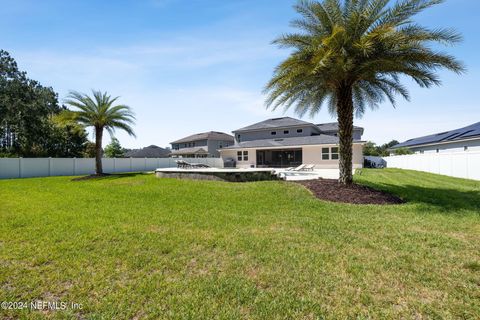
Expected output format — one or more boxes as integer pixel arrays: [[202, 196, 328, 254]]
[[301, 164, 315, 171], [176, 160, 211, 169], [286, 164, 306, 171], [175, 160, 189, 168]]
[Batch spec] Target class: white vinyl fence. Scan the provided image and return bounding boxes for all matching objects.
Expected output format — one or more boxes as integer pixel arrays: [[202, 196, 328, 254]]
[[384, 151, 480, 181], [0, 157, 224, 179]]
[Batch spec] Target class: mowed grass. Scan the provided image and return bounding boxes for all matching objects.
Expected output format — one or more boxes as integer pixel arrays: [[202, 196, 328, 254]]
[[0, 169, 479, 319]]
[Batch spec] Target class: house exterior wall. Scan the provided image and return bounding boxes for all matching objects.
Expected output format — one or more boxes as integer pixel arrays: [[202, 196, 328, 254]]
[[172, 139, 208, 150], [303, 144, 363, 169], [172, 139, 233, 157], [321, 129, 363, 141], [220, 149, 257, 167], [234, 127, 364, 143], [234, 126, 318, 143], [408, 139, 480, 154], [220, 144, 363, 169], [207, 139, 235, 157]]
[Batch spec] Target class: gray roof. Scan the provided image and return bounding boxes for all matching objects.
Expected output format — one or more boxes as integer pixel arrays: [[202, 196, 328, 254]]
[[233, 117, 315, 132], [171, 147, 208, 155], [124, 145, 171, 158], [391, 122, 480, 149], [232, 117, 364, 134], [223, 135, 343, 149], [171, 131, 234, 144], [316, 122, 364, 132]]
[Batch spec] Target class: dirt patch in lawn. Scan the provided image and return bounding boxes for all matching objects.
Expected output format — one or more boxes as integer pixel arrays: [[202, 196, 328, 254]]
[[297, 179, 404, 205], [71, 172, 146, 181], [71, 174, 111, 181]]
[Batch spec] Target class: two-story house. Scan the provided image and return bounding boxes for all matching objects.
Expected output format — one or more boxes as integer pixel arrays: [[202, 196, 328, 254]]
[[170, 131, 234, 158], [219, 117, 365, 168]]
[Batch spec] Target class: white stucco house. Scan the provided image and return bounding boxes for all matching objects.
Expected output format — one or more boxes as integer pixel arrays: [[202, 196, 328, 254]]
[[219, 117, 365, 169]]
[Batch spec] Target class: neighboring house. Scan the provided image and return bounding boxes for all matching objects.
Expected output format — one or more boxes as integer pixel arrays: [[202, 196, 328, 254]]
[[170, 131, 234, 158], [124, 145, 171, 158], [390, 122, 480, 154], [219, 117, 365, 168]]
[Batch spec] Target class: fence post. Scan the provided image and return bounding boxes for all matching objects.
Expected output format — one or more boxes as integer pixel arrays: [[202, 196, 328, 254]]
[[466, 153, 469, 179], [113, 157, 116, 173], [130, 157, 133, 172], [48, 157, 52, 176], [73, 157, 77, 175], [18, 157, 23, 178], [145, 157, 147, 171]]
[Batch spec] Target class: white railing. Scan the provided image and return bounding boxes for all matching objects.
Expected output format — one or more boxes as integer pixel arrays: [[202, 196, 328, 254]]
[[0, 157, 224, 179], [384, 151, 480, 181]]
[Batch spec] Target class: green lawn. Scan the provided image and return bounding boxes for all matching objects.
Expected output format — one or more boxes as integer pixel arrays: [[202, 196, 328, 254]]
[[1, 169, 479, 319]]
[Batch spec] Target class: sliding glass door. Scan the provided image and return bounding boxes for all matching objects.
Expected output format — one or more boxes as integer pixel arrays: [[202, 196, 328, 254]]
[[256, 149, 302, 167]]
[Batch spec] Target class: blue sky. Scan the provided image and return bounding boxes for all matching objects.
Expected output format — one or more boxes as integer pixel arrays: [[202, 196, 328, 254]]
[[1, 0, 479, 148]]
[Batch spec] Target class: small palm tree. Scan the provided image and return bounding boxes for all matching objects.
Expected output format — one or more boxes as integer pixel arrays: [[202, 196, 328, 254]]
[[64, 90, 135, 175], [265, 0, 464, 184]]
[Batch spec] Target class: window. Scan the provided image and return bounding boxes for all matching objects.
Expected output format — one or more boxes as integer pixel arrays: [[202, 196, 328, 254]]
[[322, 147, 330, 160], [219, 142, 223, 149], [436, 149, 439, 153], [283, 130, 289, 134], [420, 150, 424, 154], [243, 151, 249, 161], [464, 146, 469, 151], [271, 131, 277, 135], [297, 129, 303, 133], [331, 147, 339, 160], [237, 151, 242, 161], [237, 134, 241, 142]]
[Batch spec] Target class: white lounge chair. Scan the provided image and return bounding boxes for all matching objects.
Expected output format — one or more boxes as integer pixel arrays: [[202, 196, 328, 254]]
[[288, 164, 306, 171], [301, 164, 315, 171]]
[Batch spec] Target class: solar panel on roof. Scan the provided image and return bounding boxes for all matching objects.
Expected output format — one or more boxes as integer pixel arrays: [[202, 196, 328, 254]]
[[441, 132, 463, 141], [451, 130, 475, 140], [393, 122, 480, 148]]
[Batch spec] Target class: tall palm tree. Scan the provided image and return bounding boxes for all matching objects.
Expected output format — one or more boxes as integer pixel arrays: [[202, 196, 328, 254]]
[[64, 90, 135, 175], [264, 0, 464, 184]]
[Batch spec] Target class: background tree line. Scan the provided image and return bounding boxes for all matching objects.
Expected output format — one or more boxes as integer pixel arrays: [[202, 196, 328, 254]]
[[0, 50, 88, 157], [363, 140, 413, 157]]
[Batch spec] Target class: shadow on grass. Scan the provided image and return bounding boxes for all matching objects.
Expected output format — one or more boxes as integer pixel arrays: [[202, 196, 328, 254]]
[[361, 182, 480, 212], [71, 172, 150, 182]]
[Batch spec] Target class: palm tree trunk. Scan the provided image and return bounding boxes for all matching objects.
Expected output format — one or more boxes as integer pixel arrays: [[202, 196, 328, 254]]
[[94, 126, 103, 175], [336, 84, 354, 185]]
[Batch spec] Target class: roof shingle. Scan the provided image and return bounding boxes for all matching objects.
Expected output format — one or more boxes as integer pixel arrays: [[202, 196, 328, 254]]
[[170, 147, 208, 154], [316, 122, 363, 132], [171, 131, 234, 144], [233, 117, 315, 132], [124, 145, 171, 158]]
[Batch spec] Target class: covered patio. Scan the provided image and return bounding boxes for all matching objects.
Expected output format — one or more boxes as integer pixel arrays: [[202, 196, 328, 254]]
[[170, 147, 209, 158], [256, 149, 302, 168]]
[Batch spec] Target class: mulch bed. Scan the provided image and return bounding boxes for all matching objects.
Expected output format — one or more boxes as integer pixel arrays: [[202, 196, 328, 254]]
[[297, 179, 404, 205]]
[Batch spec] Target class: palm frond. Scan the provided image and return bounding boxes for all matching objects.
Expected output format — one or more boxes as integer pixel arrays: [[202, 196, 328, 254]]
[[64, 90, 136, 137]]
